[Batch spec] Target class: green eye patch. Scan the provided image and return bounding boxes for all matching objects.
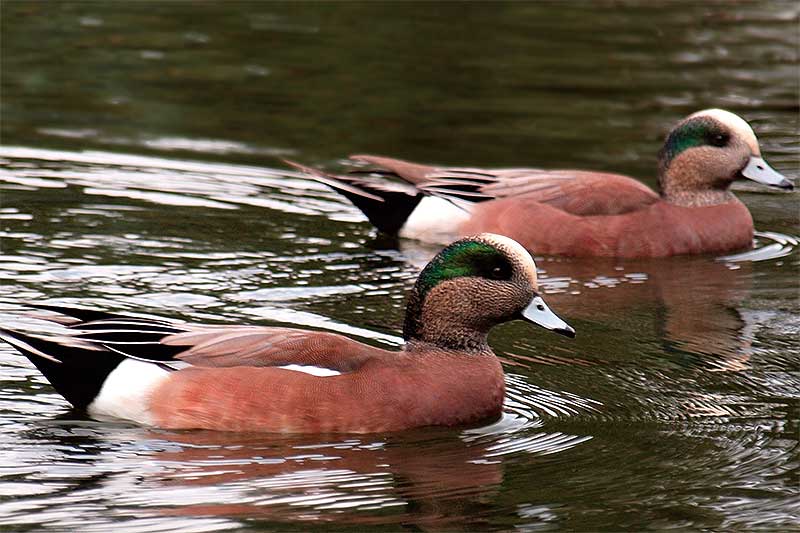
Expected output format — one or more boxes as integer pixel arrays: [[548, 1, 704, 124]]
[[416, 240, 512, 298], [659, 117, 730, 169]]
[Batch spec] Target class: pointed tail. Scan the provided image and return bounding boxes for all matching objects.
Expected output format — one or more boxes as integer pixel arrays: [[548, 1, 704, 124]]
[[285, 160, 422, 235], [0, 327, 124, 410]]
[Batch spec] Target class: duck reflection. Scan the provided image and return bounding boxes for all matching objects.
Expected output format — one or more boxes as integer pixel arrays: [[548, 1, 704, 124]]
[[125, 421, 589, 528], [538, 256, 755, 371], [145, 429, 505, 528]]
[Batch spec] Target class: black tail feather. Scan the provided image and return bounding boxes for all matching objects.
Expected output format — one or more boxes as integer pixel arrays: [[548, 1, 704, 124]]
[[0, 328, 124, 411], [285, 159, 422, 235], [25, 304, 123, 324], [334, 186, 422, 235], [25, 303, 179, 326]]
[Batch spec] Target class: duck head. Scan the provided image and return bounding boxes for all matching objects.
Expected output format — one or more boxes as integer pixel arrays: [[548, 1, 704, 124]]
[[657, 109, 792, 205], [403, 233, 574, 351]]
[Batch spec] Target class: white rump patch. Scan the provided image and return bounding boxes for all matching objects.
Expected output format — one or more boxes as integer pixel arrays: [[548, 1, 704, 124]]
[[278, 364, 341, 377], [400, 196, 471, 244], [689, 109, 759, 155], [88, 359, 170, 425]]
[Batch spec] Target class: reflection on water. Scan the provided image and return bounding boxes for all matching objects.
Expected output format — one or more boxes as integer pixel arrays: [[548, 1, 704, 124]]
[[540, 257, 757, 371], [1, 0, 798, 530], [140, 431, 507, 527], [0, 421, 588, 530]]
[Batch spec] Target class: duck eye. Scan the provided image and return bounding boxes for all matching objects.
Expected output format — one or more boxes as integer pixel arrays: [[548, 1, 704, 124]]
[[710, 133, 728, 147], [486, 262, 511, 280]]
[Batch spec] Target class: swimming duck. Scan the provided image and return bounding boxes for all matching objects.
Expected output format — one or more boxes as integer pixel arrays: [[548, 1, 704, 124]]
[[0, 234, 574, 433], [289, 109, 792, 258]]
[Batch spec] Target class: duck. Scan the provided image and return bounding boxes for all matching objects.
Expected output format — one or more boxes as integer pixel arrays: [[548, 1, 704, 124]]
[[288, 109, 793, 258], [0, 234, 574, 433]]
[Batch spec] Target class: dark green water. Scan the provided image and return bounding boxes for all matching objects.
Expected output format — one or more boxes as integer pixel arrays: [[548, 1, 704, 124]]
[[1, 1, 798, 531]]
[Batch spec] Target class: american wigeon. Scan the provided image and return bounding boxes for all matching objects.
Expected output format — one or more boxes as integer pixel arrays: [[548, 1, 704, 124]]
[[0, 234, 574, 433], [289, 109, 792, 258]]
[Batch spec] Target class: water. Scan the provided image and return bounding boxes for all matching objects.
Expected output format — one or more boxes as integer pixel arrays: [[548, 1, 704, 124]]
[[1, 1, 798, 530]]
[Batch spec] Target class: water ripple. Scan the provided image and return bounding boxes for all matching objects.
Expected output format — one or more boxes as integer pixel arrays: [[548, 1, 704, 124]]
[[1, 2, 797, 524]]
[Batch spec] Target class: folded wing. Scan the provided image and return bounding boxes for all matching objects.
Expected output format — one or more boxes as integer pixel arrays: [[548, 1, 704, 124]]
[[18, 305, 381, 373], [350, 156, 661, 216], [163, 327, 380, 371]]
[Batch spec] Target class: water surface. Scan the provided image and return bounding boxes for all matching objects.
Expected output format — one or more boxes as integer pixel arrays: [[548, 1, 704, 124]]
[[1, 2, 798, 531]]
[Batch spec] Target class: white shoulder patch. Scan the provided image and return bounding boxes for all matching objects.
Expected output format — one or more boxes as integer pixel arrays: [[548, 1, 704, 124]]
[[400, 196, 471, 244], [278, 364, 341, 377], [88, 359, 170, 425]]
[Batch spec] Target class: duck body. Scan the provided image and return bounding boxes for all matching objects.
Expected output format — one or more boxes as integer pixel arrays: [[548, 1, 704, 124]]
[[1, 234, 573, 433], [463, 190, 753, 257], [291, 109, 791, 258], [150, 345, 504, 433]]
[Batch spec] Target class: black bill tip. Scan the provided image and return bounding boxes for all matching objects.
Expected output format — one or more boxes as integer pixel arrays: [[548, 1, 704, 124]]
[[555, 326, 576, 339]]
